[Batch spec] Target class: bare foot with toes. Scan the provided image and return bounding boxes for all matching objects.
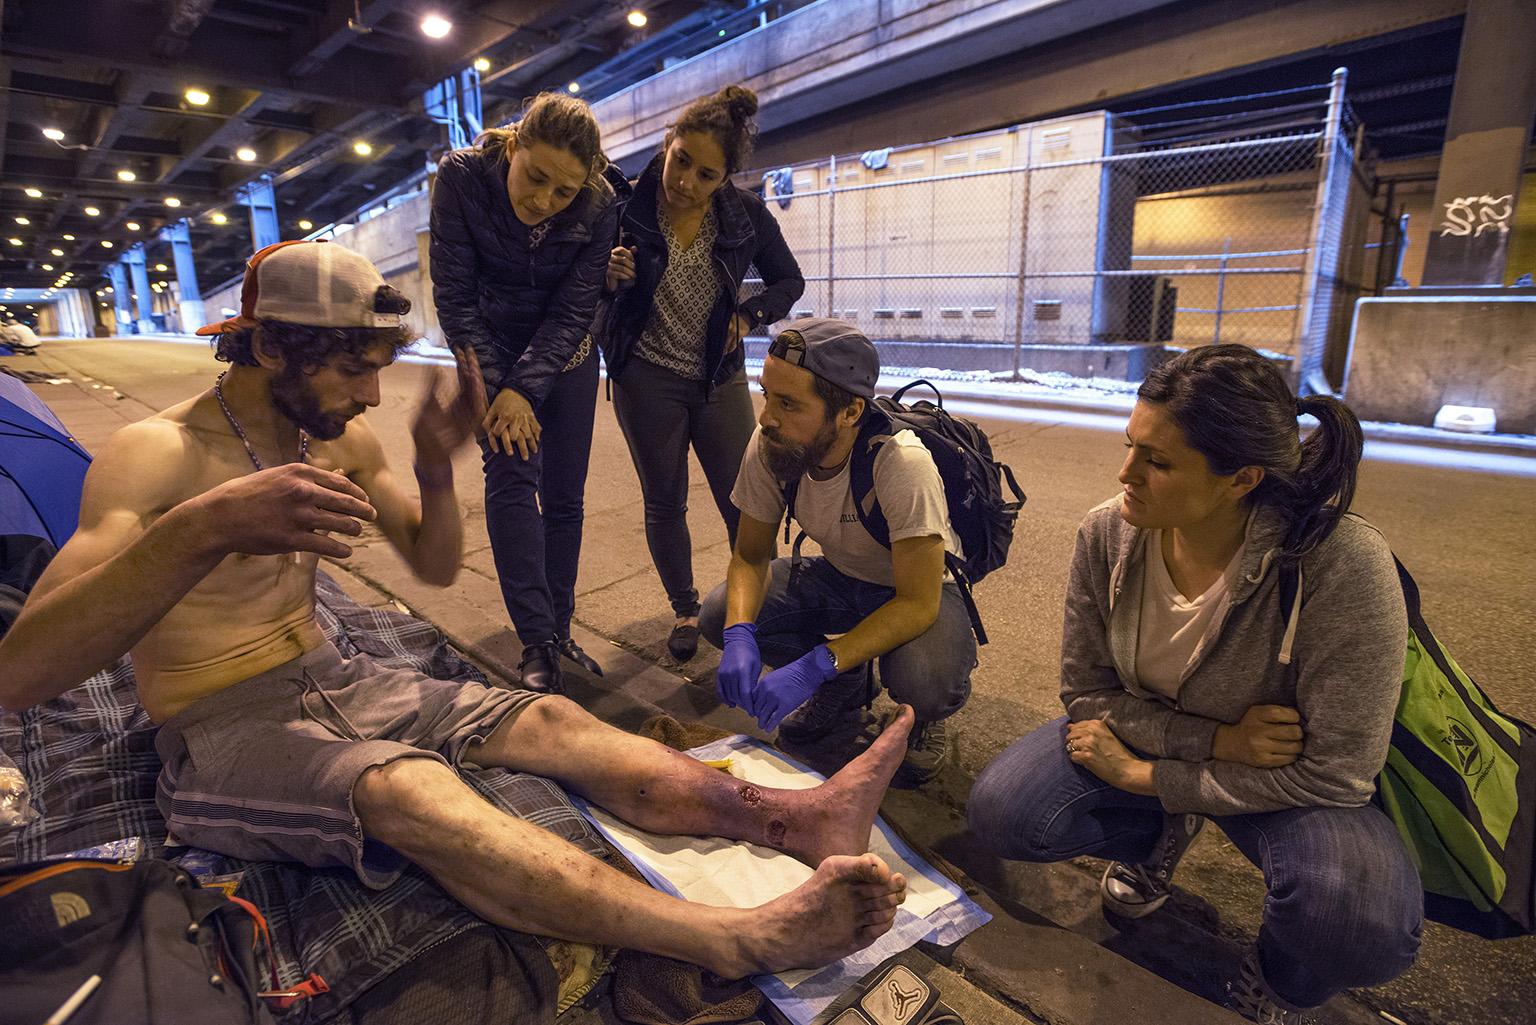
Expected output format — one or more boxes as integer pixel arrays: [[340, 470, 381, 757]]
[[719, 852, 908, 977], [778, 705, 914, 868]]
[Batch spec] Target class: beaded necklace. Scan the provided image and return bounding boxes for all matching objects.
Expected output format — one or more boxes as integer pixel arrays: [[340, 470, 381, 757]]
[[214, 371, 308, 471]]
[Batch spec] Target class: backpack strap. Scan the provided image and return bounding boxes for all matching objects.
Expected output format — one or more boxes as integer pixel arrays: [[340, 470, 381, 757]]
[[946, 554, 989, 646], [848, 414, 893, 551], [890, 378, 943, 407], [778, 477, 810, 591], [849, 406, 990, 645]]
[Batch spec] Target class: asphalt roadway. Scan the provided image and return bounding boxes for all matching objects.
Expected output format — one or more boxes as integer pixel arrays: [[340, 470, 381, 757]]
[[7, 337, 1534, 1025]]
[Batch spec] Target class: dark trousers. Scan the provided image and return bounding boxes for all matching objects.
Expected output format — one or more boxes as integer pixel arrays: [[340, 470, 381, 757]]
[[479, 352, 599, 646], [968, 717, 1424, 1008], [699, 555, 976, 723], [611, 359, 757, 619]]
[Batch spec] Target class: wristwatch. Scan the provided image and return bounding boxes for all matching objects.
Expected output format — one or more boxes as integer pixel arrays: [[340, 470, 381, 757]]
[[826, 646, 842, 673]]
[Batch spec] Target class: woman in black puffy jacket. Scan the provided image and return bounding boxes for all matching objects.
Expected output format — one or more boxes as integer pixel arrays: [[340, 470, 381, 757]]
[[430, 93, 618, 692], [600, 85, 804, 663]]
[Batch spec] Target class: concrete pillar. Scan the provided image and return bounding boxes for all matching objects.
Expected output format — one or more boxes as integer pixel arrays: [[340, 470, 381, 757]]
[[162, 219, 206, 333], [239, 176, 281, 253], [105, 263, 133, 334], [1420, 0, 1536, 286], [123, 245, 155, 333]]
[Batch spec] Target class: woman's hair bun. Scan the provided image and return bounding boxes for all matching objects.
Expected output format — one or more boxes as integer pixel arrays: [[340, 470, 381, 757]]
[[718, 85, 759, 122]]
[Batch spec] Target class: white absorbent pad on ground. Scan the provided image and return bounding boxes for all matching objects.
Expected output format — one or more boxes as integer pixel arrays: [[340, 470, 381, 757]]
[[574, 734, 991, 1025]]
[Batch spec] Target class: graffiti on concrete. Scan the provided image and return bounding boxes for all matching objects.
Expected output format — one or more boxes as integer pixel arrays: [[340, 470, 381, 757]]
[[1438, 194, 1514, 237]]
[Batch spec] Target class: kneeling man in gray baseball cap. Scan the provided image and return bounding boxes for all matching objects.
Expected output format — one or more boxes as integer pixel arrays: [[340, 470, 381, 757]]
[[702, 318, 975, 784]]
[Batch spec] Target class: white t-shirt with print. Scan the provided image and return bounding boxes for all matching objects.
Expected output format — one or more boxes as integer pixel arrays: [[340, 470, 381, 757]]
[[731, 426, 962, 587]]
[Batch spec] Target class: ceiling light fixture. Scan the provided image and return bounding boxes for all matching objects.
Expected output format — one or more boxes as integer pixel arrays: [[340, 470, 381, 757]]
[[627, 10, 648, 27], [42, 127, 65, 141], [101, 240, 114, 248], [155, 263, 168, 272], [236, 147, 257, 162], [185, 87, 210, 106], [84, 206, 100, 216], [6, 238, 21, 246], [567, 81, 580, 93], [117, 169, 136, 182], [164, 196, 181, 208], [24, 187, 42, 198], [62, 234, 75, 241], [211, 212, 228, 224], [42, 264, 53, 271], [125, 221, 141, 231], [14, 216, 29, 225], [51, 248, 64, 256], [420, 13, 452, 38], [298, 219, 314, 230], [473, 56, 491, 72], [353, 140, 373, 156]]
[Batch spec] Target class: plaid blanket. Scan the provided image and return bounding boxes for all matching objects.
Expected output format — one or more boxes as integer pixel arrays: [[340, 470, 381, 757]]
[[0, 572, 606, 1023]]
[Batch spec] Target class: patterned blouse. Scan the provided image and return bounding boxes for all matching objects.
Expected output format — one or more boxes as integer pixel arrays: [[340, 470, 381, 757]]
[[634, 199, 720, 381]]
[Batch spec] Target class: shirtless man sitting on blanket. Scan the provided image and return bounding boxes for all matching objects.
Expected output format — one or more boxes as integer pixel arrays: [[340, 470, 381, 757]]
[[0, 240, 912, 979]]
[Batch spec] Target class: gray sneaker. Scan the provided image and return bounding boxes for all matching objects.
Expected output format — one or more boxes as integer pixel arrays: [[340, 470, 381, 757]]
[[777, 665, 876, 745], [1100, 812, 1204, 918], [1226, 948, 1308, 1025], [893, 718, 949, 787]]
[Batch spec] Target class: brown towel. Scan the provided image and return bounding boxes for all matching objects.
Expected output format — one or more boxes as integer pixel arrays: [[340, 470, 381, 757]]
[[636, 713, 734, 752], [612, 951, 764, 1025]]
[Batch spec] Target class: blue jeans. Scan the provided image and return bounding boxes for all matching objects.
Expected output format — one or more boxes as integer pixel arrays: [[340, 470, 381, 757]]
[[700, 555, 976, 722], [968, 717, 1423, 1008], [479, 353, 599, 645]]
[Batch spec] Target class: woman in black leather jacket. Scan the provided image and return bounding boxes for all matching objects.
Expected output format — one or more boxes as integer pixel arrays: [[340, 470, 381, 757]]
[[600, 85, 804, 663], [430, 93, 618, 692]]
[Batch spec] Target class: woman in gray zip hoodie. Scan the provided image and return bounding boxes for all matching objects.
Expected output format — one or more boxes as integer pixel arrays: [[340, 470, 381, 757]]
[[969, 346, 1421, 1022]]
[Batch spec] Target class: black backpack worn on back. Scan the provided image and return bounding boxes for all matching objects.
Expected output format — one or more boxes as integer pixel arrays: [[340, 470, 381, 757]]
[[783, 379, 1026, 644]]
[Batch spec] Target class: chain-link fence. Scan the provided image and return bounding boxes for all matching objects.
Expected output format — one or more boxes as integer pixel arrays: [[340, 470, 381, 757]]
[[743, 71, 1375, 386]]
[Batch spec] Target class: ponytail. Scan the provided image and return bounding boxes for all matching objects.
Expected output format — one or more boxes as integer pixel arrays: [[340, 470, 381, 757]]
[[1138, 345, 1365, 561], [1288, 394, 1363, 559]]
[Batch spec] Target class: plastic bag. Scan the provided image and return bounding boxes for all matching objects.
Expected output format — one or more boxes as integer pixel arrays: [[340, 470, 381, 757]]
[[0, 750, 35, 830]]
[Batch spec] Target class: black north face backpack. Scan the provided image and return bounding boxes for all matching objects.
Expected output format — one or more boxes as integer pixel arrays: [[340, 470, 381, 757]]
[[0, 857, 310, 1025], [784, 380, 1026, 644]]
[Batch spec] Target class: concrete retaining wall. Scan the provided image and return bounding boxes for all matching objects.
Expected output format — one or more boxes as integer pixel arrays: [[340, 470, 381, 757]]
[[1343, 295, 1536, 433]]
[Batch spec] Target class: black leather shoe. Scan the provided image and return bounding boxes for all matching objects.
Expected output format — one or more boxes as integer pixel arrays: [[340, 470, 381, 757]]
[[666, 622, 699, 662], [518, 642, 563, 694], [555, 637, 604, 677]]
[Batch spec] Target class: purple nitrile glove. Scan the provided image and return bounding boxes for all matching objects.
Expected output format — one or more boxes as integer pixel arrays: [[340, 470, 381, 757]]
[[752, 644, 840, 733], [717, 622, 762, 710]]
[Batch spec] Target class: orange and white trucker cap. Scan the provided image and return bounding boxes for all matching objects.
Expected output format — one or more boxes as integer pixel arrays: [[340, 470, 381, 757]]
[[196, 239, 410, 336]]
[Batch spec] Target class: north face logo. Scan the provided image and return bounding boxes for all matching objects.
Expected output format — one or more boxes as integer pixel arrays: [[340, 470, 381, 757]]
[[51, 891, 91, 928]]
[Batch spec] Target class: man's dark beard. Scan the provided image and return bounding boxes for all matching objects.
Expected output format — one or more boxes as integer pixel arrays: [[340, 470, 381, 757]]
[[270, 363, 355, 441], [762, 419, 839, 481]]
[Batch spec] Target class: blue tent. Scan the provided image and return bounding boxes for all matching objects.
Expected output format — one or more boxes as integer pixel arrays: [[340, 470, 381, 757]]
[[0, 371, 91, 545]]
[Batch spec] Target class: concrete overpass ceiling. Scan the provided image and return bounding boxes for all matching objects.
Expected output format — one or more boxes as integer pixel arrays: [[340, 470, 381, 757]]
[[741, 1, 1473, 174], [0, 0, 743, 294]]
